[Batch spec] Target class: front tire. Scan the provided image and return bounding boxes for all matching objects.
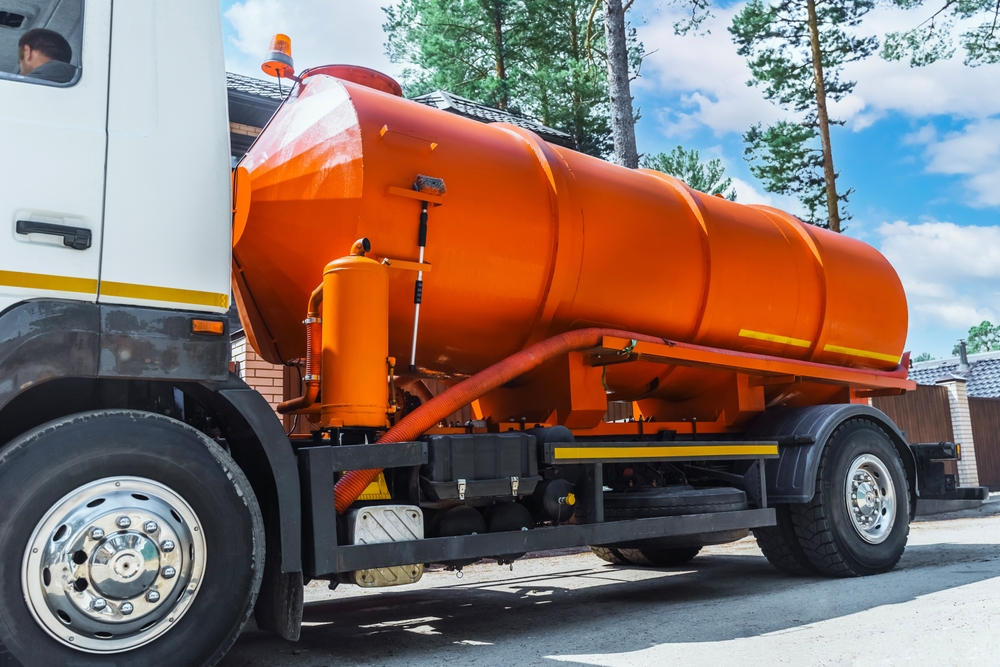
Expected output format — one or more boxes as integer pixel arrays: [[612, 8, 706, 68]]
[[0, 411, 265, 667], [789, 419, 910, 577]]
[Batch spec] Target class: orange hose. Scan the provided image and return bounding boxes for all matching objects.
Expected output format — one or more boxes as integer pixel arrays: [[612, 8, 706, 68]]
[[333, 328, 662, 513]]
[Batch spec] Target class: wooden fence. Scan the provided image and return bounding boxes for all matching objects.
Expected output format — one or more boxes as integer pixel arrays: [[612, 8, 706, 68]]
[[970, 397, 1000, 490], [872, 385, 957, 477], [872, 384, 955, 444]]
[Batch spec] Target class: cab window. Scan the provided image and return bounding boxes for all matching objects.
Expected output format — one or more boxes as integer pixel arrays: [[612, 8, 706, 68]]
[[0, 0, 83, 87]]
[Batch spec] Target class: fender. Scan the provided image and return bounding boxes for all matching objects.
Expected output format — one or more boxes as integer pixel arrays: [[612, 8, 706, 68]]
[[184, 376, 302, 573], [747, 404, 917, 506]]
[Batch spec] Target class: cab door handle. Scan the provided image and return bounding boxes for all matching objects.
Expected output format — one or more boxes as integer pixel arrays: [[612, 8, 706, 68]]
[[16, 220, 92, 250]]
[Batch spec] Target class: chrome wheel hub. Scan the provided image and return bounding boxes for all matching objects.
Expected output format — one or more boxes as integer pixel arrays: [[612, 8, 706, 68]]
[[844, 454, 896, 544], [22, 477, 206, 653]]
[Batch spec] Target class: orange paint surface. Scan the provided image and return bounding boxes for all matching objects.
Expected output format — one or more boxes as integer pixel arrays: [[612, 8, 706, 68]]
[[233, 70, 908, 422]]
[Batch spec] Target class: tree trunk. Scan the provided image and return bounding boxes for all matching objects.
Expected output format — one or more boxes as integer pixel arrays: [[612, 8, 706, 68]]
[[603, 0, 638, 168], [491, 0, 509, 110], [805, 0, 841, 232]]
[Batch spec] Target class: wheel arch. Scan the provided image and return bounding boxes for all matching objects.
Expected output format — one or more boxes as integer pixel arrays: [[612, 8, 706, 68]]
[[747, 403, 917, 515], [0, 374, 302, 575]]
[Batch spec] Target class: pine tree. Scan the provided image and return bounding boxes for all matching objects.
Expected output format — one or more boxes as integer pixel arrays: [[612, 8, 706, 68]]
[[383, 0, 529, 111], [384, 0, 641, 158], [641, 146, 737, 199], [603, 0, 639, 167], [521, 0, 612, 156], [883, 0, 1000, 66], [730, 0, 878, 231]]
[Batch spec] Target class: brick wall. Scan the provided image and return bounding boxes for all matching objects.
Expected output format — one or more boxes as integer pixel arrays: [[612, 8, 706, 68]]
[[231, 335, 284, 413], [939, 377, 980, 487]]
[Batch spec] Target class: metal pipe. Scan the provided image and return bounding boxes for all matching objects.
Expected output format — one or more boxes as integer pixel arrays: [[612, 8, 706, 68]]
[[409, 200, 428, 372], [277, 284, 324, 414]]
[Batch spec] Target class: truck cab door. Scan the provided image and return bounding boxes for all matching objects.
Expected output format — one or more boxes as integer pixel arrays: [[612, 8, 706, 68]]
[[0, 0, 111, 313]]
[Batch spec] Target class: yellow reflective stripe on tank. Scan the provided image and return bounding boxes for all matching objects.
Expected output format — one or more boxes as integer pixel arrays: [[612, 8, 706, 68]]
[[738, 328, 811, 348], [0, 270, 98, 295], [100, 281, 229, 309], [822, 344, 900, 364], [0, 271, 227, 309], [552, 445, 779, 460]]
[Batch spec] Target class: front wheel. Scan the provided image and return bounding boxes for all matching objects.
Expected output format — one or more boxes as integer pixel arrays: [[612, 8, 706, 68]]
[[0, 411, 265, 667], [789, 419, 910, 577]]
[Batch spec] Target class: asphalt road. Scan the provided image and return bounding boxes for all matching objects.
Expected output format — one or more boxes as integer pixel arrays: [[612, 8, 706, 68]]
[[222, 502, 1000, 667]]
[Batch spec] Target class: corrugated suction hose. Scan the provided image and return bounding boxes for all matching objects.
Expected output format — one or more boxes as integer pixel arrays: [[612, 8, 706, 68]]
[[333, 328, 663, 514]]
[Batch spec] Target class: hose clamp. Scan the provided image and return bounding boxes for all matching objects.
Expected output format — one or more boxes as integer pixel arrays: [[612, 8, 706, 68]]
[[303, 317, 322, 325], [303, 374, 320, 382]]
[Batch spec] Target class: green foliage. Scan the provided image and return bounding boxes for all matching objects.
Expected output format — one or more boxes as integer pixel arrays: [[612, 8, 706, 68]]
[[383, 0, 529, 111], [913, 352, 935, 362], [952, 321, 1000, 355], [743, 121, 828, 224], [882, 0, 1000, 67], [383, 0, 644, 157], [641, 146, 737, 200], [729, 0, 878, 227]]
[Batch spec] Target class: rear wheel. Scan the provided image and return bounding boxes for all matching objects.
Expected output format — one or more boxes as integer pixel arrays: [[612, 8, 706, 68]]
[[590, 546, 631, 565], [0, 410, 265, 667], [753, 505, 817, 575], [789, 419, 909, 577]]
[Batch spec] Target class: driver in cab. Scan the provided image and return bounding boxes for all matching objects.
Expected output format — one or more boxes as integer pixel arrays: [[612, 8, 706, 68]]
[[18, 28, 77, 83]]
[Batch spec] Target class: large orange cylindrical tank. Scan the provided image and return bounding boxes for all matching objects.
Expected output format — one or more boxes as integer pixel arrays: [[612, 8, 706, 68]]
[[232, 68, 907, 414], [319, 247, 389, 428]]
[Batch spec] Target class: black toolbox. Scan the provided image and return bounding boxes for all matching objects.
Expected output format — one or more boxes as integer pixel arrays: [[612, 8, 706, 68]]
[[420, 432, 542, 504]]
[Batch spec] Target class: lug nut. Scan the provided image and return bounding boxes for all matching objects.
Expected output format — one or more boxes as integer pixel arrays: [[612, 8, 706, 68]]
[[146, 590, 161, 603], [162, 566, 176, 579], [143, 521, 158, 534], [90, 528, 105, 540], [92, 598, 107, 611], [161, 540, 175, 553], [120, 602, 134, 615], [116, 516, 131, 529]]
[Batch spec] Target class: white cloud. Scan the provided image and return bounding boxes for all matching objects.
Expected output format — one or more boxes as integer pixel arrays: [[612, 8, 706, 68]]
[[877, 220, 1000, 332], [223, 1, 401, 79], [634, 4, 792, 137], [636, 2, 1000, 135], [918, 119, 1000, 207]]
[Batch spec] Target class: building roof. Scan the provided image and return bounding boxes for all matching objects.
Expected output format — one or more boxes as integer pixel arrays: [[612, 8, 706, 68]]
[[910, 350, 1000, 398], [410, 90, 574, 147], [226, 72, 285, 159], [225, 74, 576, 159]]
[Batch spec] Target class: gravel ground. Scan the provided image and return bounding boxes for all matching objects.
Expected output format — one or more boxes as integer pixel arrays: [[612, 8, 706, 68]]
[[220, 500, 1000, 667]]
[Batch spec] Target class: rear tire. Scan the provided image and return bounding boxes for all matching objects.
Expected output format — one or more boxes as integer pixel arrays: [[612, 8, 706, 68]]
[[591, 546, 631, 565], [789, 419, 910, 577], [753, 505, 817, 575], [0, 411, 265, 667]]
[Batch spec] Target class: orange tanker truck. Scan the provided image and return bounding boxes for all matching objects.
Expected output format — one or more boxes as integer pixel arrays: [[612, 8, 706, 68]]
[[0, 6, 986, 666]]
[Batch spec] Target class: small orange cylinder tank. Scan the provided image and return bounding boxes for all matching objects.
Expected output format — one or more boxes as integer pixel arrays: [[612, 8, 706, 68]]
[[232, 67, 908, 424], [319, 240, 389, 428]]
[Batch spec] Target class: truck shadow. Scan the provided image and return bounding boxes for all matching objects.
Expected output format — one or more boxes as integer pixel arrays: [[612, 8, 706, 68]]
[[223, 541, 1000, 666]]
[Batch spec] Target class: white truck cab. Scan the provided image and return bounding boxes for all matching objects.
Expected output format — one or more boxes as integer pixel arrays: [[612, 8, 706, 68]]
[[1, 0, 231, 316], [0, 4, 303, 666]]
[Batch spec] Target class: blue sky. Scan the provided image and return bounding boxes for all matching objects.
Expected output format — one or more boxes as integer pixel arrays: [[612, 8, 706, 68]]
[[220, 0, 1000, 360]]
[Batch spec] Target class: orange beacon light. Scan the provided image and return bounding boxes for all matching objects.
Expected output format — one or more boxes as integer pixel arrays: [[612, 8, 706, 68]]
[[261, 33, 294, 79]]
